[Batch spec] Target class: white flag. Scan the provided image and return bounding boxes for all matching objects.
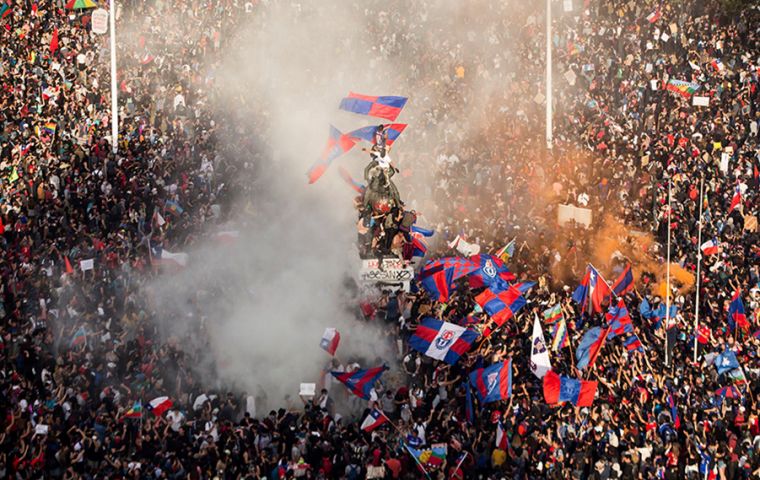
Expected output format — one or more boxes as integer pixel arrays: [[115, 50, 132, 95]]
[[160, 250, 189, 267], [530, 314, 552, 379], [449, 235, 481, 257]]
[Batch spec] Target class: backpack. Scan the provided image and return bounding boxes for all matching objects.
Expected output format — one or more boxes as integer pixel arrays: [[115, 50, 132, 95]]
[[399, 211, 417, 233]]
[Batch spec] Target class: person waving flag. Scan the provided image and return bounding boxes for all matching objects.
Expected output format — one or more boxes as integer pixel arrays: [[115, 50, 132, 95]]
[[572, 265, 612, 313]]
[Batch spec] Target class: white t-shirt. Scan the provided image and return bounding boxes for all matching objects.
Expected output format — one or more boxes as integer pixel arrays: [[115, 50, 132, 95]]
[[372, 152, 392, 169]]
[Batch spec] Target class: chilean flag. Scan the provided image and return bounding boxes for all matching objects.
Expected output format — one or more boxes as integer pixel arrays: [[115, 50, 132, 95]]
[[360, 408, 388, 432], [700, 238, 719, 256], [147, 396, 173, 416], [728, 288, 748, 332], [339, 93, 408, 121], [646, 8, 661, 23], [475, 285, 527, 337], [469, 360, 513, 403], [728, 189, 742, 212], [306, 125, 356, 184], [495, 420, 509, 450], [331, 365, 388, 400], [572, 265, 612, 313], [409, 318, 478, 365], [543, 370, 597, 407], [320, 328, 340, 356]]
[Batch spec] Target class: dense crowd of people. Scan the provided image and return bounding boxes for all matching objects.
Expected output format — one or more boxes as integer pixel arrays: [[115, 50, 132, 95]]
[[1, 0, 758, 479]]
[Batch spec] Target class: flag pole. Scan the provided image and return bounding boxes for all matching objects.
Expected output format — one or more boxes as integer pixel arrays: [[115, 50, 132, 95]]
[[450, 451, 468, 479], [109, 0, 118, 154], [693, 175, 704, 363], [545, 0, 553, 150], [664, 179, 672, 367]]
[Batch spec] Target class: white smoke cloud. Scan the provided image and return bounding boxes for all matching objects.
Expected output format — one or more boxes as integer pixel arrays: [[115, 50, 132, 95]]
[[142, 0, 528, 410]]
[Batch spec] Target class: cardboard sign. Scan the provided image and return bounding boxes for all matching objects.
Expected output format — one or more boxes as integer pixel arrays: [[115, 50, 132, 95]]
[[80, 258, 94, 271], [692, 96, 710, 107], [91, 8, 108, 35], [299, 383, 316, 398], [558, 204, 593, 228], [565, 70, 577, 85]]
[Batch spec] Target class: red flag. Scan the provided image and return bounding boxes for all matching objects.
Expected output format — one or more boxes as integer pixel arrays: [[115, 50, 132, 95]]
[[64, 256, 74, 274], [729, 190, 742, 212], [50, 28, 59, 54]]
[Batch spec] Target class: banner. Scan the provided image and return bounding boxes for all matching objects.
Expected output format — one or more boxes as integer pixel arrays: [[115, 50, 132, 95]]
[[530, 314, 552, 379], [558, 204, 593, 228], [359, 258, 414, 289]]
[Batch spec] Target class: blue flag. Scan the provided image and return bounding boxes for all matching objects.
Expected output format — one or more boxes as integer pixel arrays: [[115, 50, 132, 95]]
[[713, 350, 740, 375]]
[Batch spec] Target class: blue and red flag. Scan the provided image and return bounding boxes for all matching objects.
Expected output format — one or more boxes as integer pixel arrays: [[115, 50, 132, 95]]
[[727, 288, 748, 332], [714, 385, 741, 399], [339, 93, 408, 121], [611, 264, 634, 296], [467, 254, 516, 289], [542, 370, 597, 407], [572, 265, 612, 313], [668, 392, 681, 429], [512, 281, 536, 294], [331, 365, 388, 400], [576, 326, 611, 370], [419, 258, 479, 302], [639, 298, 678, 329], [411, 225, 435, 237], [469, 359, 513, 403], [475, 285, 527, 337], [623, 334, 645, 353], [606, 299, 634, 339], [347, 123, 407, 146], [420, 264, 455, 302], [307, 125, 356, 184], [410, 233, 428, 258], [337, 166, 365, 194], [409, 318, 478, 365], [464, 381, 474, 424]]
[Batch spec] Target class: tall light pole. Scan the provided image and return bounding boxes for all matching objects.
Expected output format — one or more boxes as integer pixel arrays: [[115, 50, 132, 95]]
[[693, 176, 704, 363], [545, 0, 553, 150], [664, 179, 672, 367], [109, 0, 118, 154]]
